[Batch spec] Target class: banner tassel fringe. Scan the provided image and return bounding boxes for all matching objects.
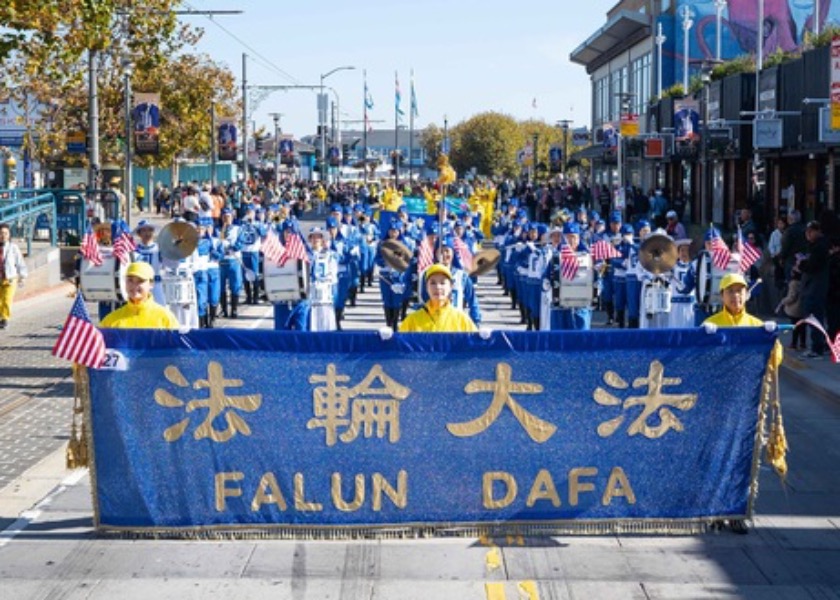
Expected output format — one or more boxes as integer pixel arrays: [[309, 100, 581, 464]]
[[66, 365, 90, 469]]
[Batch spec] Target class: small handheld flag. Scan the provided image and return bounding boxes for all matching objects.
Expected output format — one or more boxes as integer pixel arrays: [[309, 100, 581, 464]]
[[52, 294, 106, 369]]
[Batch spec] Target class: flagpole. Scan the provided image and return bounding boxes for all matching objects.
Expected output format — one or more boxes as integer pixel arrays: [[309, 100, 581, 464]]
[[409, 69, 415, 184], [394, 71, 399, 189], [363, 70, 368, 184]]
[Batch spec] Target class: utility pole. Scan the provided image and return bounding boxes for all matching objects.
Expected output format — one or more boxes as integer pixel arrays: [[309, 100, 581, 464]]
[[268, 112, 283, 188], [242, 53, 249, 187]]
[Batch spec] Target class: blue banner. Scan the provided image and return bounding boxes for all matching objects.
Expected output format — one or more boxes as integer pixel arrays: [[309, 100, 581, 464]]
[[88, 329, 777, 535]]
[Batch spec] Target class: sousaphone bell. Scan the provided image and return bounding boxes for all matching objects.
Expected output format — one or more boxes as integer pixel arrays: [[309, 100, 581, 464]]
[[469, 248, 501, 277], [380, 239, 413, 272], [158, 222, 199, 261], [639, 233, 677, 275]]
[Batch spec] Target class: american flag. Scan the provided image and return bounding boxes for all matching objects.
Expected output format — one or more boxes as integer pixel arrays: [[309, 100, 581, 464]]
[[52, 294, 106, 369], [261, 228, 287, 266], [590, 239, 621, 261], [560, 244, 579, 280], [111, 229, 136, 264], [417, 238, 435, 272], [710, 236, 731, 270], [280, 231, 309, 266], [80, 224, 104, 266], [453, 237, 473, 271], [737, 230, 762, 273]]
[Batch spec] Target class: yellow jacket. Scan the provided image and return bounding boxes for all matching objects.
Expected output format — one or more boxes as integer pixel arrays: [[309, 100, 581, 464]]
[[398, 300, 478, 333], [100, 297, 180, 329], [703, 308, 783, 366]]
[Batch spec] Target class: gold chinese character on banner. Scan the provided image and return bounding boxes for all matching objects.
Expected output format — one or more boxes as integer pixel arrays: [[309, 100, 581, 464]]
[[307, 364, 411, 446], [594, 360, 698, 438], [447, 362, 556, 443], [154, 362, 262, 443]]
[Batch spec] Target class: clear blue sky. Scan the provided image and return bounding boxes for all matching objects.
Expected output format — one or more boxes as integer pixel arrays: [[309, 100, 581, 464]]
[[185, 0, 616, 138]]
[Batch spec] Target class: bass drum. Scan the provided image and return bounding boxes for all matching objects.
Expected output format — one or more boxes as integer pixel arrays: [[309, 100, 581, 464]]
[[79, 249, 127, 302], [553, 252, 594, 308], [264, 259, 309, 302]]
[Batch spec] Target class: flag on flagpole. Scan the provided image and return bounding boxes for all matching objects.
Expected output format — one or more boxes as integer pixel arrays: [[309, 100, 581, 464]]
[[710, 235, 731, 270], [410, 74, 419, 119], [417, 239, 435, 272], [453, 237, 473, 271], [737, 228, 762, 273], [52, 294, 106, 369], [560, 244, 580, 280], [80, 224, 104, 266], [395, 72, 405, 118], [591, 239, 622, 261], [280, 231, 310, 266], [261, 228, 287, 266], [532, 97, 537, 109], [111, 221, 136, 264], [365, 80, 374, 110]]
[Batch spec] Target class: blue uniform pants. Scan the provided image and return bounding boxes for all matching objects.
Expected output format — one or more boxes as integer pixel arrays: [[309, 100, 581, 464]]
[[220, 260, 243, 296]]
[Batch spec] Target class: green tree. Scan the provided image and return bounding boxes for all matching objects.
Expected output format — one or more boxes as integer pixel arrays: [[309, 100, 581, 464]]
[[0, 1, 238, 170], [449, 112, 521, 179], [419, 123, 443, 168]]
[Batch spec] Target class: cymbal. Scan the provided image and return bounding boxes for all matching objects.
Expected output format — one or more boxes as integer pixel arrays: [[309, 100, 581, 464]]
[[469, 248, 501, 277], [380, 239, 412, 272], [639, 233, 677, 275], [158, 222, 199, 261]]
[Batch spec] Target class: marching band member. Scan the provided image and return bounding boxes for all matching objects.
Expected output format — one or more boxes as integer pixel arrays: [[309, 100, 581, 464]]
[[192, 219, 210, 328], [132, 219, 166, 306], [238, 206, 264, 305], [285, 226, 338, 332], [542, 222, 593, 331], [325, 216, 352, 329], [692, 227, 732, 325], [376, 219, 410, 330], [159, 219, 200, 330], [625, 220, 650, 330], [420, 236, 482, 325], [668, 238, 696, 328], [340, 205, 363, 308], [357, 205, 379, 291], [600, 211, 623, 325], [219, 208, 243, 319], [398, 264, 478, 333], [605, 221, 635, 328]]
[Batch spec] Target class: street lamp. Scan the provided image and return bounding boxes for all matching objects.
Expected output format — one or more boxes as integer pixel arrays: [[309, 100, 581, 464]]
[[122, 58, 134, 227], [680, 5, 694, 91], [556, 119, 572, 176], [320, 66, 355, 184], [655, 22, 666, 99], [714, 0, 727, 61]]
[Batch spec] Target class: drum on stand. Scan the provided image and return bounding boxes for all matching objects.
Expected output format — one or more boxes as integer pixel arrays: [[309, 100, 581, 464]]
[[264, 259, 309, 302], [80, 249, 127, 302], [642, 278, 672, 329], [552, 252, 593, 308], [161, 268, 196, 305]]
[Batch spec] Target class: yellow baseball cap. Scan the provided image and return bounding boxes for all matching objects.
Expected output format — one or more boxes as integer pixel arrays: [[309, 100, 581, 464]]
[[424, 263, 453, 282], [719, 272, 747, 292], [126, 261, 155, 281]]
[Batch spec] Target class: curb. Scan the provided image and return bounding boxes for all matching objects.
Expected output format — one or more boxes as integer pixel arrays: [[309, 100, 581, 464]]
[[780, 360, 840, 405]]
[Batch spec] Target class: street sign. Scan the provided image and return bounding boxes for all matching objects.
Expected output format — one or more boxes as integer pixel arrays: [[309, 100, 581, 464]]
[[707, 127, 732, 140], [644, 138, 664, 159], [753, 118, 783, 149], [819, 107, 840, 143], [66, 131, 86, 154]]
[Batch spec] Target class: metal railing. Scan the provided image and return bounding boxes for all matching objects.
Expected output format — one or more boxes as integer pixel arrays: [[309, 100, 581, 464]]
[[0, 190, 57, 256]]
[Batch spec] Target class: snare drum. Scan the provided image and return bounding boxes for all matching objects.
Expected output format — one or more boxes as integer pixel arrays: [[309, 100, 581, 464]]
[[553, 252, 594, 308], [264, 259, 309, 302], [162, 270, 196, 305], [80, 249, 127, 302]]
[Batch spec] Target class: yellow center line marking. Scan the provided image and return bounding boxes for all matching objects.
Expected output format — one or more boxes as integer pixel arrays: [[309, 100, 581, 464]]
[[518, 580, 539, 599], [485, 582, 506, 600]]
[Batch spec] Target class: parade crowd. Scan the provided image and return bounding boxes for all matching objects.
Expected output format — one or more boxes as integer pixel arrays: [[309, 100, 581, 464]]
[[59, 175, 839, 350]]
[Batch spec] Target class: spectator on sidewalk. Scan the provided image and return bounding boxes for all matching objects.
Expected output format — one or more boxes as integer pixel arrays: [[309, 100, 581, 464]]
[[0, 222, 28, 330], [776, 271, 805, 350], [768, 216, 787, 298], [780, 209, 808, 282], [665, 210, 687, 240], [795, 221, 830, 359]]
